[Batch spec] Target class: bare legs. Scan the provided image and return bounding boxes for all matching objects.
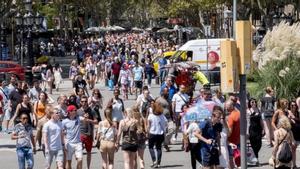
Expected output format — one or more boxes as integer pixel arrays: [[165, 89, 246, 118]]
[[123, 151, 137, 169], [137, 148, 145, 169], [263, 118, 274, 146]]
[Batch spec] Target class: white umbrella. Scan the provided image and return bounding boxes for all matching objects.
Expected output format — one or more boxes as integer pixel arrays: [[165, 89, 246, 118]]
[[157, 27, 174, 33], [113, 25, 125, 31], [132, 27, 144, 32], [84, 27, 100, 32], [98, 26, 109, 32]]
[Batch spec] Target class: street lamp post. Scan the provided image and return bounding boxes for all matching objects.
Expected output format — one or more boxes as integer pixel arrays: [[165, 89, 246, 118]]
[[15, 0, 43, 84], [15, 0, 43, 66]]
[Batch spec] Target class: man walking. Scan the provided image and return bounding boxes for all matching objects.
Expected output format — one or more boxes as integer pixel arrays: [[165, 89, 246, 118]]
[[132, 63, 144, 99], [77, 95, 97, 169], [62, 105, 83, 169], [43, 108, 65, 169], [172, 85, 189, 141]]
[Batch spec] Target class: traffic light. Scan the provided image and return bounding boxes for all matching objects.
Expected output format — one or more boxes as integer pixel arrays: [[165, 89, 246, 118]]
[[236, 21, 252, 74], [220, 39, 239, 93]]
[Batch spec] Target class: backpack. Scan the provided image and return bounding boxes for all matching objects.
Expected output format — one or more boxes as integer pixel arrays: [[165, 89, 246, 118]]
[[277, 131, 293, 163]]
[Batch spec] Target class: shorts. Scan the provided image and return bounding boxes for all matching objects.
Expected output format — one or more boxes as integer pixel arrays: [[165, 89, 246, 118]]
[[89, 70, 96, 76], [37, 117, 48, 131], [134, 81, 143, 89], [45, 150, 64, 168], [262, 112, 273, 120], [100, 140, 115, 153], [3, 109, 11, 120], [80, 134, 93, 152], [122, 143, 138, 152], [138, 143, 146, 149], [200, 147, 219, 167], [66, 142, 83, 160]]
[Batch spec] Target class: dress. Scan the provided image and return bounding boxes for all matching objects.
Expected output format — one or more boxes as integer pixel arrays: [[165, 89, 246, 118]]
[[219, 127, 230, 168], [54, 68, 62, 85]]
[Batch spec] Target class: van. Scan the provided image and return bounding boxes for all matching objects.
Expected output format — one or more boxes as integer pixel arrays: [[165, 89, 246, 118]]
[[170, 39, 226, 70], [170, 39, 226, 85]]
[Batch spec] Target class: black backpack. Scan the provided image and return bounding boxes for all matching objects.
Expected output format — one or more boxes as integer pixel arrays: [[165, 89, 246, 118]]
[[277, 131, 293, 163]]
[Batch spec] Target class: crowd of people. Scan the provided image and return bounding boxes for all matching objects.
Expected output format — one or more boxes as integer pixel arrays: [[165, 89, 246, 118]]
[[0, 32, 300, 169]]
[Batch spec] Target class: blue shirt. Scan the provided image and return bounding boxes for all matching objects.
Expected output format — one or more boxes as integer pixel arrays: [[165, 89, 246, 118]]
[[62, 117, 81, 144], [199, 120, 222, 149], [133, 66, 144, 81], [158, 58, 167, 70], [160, 82, 176, 102]]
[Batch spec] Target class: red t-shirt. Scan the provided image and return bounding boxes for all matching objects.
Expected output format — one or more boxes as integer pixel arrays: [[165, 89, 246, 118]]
[[111, 62, 121, 75], [227, 110, 240, 145]]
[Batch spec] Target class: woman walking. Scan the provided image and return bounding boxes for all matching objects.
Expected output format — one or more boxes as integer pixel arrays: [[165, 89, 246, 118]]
[[34, 92, 48, 150], [118, 64, 130, 100], [106, 89, 124, 128], [116, 108, 138, 169], [247, 98, 264, 165], [11, 94, 37, 127], [272, 116, 296, 169], [97, 108, 118, 169], [133, 109, 147, 169], [260, 87, 276, 147], [53, 63, 63, 92], [11, 113, 36, 169], [45, 64, 54, 94], [88, 88, 103, 122], [288, 101, 300, 169], [147, 102, 167, 168], [69, 60, 78, 87], [86, 59, 97, 89]]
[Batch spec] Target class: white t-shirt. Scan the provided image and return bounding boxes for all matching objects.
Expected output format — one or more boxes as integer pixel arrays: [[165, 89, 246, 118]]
[[132, 66, 144, 81], [186, 122, 199, 143], [148, 113, 167, 135], [43, 120, 63, 151], [172, 93, 189, 113], [112, 99, 124, 122]]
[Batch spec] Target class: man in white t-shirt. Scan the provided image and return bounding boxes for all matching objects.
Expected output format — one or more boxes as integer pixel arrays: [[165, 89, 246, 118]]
[[172, 85, 189, 141], [62, 105, 82, 169], [132, 63, 144, 99], [43, 108, 65, 169]]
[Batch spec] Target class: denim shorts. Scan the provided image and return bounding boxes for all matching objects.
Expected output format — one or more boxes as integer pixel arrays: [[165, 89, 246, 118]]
[[200, 146, 219, 167], [17, 147, 34, 169]]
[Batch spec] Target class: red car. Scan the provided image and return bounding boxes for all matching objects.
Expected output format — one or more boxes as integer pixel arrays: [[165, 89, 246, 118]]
[[0, 61, 25, 80]]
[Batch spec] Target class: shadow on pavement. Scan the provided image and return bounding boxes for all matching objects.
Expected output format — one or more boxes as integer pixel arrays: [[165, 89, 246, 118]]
[[160, 164, 184, 168], [0, 144, 16, 149], [248, 162, 269, 168]]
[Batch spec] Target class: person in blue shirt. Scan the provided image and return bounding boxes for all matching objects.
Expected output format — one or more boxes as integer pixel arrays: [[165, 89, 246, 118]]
[[194, 109, 222, 168], [160, 76, 176, 103], [158, 57, 167, 84]]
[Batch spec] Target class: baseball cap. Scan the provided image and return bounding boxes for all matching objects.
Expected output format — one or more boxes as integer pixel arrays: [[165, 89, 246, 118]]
[[67, 105, 77, 112]]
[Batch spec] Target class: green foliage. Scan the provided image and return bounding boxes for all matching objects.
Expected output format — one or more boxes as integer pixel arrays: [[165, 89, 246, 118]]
[[253, 22, 300, 100], [256, 58, 300, 100], [37, 4, 58, 29]]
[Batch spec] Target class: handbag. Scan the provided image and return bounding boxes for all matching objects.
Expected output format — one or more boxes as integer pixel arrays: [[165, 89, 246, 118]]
[[96, 126, 111, 149], [233, 148, 241, 167]]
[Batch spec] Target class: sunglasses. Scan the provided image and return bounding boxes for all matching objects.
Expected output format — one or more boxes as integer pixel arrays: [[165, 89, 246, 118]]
[[81, 100, 87, 103]]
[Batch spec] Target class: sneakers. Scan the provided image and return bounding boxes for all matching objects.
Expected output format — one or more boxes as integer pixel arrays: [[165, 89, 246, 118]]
[[164, 145, 170, 152], [154, 164, 161, 168], [150, 162, 157, 168]]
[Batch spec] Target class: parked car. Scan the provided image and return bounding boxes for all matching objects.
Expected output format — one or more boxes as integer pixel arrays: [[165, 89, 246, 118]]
[[0, 61, 25, 80]]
